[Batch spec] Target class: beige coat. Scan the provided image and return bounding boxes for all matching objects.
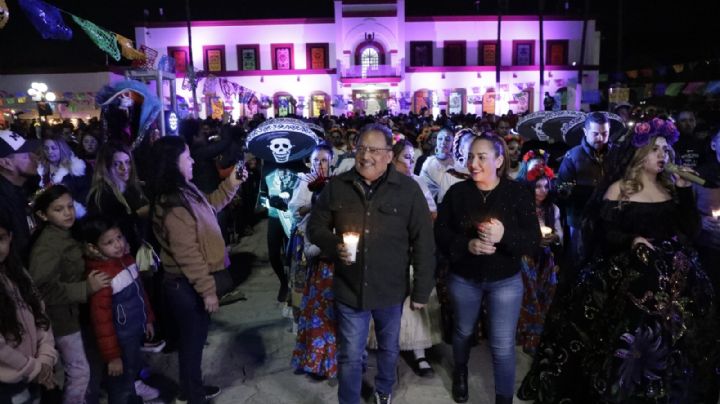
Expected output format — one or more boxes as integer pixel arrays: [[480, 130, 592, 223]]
[[153, 177, 239, 298]]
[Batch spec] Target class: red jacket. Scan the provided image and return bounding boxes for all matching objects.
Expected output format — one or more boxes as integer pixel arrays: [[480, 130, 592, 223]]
[[86, 255, 155, 363]]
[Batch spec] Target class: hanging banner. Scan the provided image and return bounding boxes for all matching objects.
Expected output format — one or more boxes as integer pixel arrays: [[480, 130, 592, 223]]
[[664, 82, 685, 97], [211, 98, 224, 120], [18, 0, 72, 40], [116, 34, 145, 61], [639, 69, 653, 78], [71, 14, 120, 61], [682, 82, 706, 95], [482, 91, 496, 115], [653, 83, 667, 97]]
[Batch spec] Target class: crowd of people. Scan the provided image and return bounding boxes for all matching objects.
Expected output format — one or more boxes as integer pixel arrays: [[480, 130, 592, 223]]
[[0, 103, 719, 404]]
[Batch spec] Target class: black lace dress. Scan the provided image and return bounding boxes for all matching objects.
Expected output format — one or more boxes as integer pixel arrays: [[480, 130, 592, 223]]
[[518, 188, 717, 403]]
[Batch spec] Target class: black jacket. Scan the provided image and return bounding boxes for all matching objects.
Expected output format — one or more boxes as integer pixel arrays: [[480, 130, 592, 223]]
[[435, 178, 540, 282], [557, 138, 606, 228], [308, 165, 435, 310], [0, 175, 34, 261]]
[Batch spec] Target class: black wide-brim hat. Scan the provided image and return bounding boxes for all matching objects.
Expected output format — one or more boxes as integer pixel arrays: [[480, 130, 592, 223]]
[[246, 118, 320, 163]]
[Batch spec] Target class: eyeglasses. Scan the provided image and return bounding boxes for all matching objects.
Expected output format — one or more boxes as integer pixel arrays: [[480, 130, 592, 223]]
[[355, 145, 392, 155]]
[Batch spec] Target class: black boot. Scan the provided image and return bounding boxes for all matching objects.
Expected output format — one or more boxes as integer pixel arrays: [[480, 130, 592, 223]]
[[452, 366, 468, 403], [495, 394, 513, 404]]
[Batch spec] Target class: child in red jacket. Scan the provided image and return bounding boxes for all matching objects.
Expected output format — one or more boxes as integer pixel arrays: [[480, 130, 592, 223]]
[[79, 216, 155, 404]]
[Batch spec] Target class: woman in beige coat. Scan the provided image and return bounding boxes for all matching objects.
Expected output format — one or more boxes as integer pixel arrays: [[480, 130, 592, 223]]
[[147, 136, 246, 404]]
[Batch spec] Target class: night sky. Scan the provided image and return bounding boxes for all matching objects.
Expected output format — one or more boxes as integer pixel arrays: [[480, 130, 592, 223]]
[[1, 0, 718, 76]]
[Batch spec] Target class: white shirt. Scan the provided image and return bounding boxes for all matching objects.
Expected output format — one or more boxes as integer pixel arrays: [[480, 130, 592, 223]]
[[419, 155, 463, 204], [412, 174, 437, 213], [288, 175, 313, 220]]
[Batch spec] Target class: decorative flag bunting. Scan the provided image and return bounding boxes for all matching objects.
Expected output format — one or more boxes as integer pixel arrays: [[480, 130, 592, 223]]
[[116, 34, 146, 61], [682, 82, 706, 95], [664, 82, 685, 97], [71, 14, 120, 61], [704, 81, 720, 95], [18, 0, 72, 40]]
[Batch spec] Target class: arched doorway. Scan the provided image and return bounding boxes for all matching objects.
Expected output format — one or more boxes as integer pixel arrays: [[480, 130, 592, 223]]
[[273, 92, 296, 117], [309, 91, 330, 117], [447, 88, 467, 115]]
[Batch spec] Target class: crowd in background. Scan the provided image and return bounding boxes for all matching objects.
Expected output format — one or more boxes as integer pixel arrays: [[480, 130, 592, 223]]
[[1, 101, 720, 404]]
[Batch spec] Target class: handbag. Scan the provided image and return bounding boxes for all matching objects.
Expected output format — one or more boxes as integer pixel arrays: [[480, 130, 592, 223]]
[[135, 241, 160, 273]]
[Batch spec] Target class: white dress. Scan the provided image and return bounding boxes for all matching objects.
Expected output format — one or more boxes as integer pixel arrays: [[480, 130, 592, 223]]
[[367, 174, 442, 350]]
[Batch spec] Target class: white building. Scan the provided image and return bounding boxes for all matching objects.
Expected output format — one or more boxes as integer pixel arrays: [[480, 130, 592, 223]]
[[134, 0, 600, 119]]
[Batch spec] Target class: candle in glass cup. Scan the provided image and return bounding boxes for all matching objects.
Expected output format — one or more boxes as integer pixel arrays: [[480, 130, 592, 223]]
[[540, 225, 553, 237], [713, 209, 720, 219], [342, 232, 360, 263]]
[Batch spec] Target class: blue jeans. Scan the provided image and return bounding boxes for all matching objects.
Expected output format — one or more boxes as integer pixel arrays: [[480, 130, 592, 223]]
[[335, 301, 403, 404], [163, 276, 210, 404], [449, 272, 523, 398], [105, 331, 144, 404]]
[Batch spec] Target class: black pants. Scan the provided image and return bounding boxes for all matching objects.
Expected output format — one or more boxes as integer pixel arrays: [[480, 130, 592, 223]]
[[267, 217, 288, 292], [162, 276, 210, 404]]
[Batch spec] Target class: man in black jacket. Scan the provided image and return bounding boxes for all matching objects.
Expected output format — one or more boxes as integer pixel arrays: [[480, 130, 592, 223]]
[[0, 130, 39, 261], [308, 123, 435, 404], [557, 112, 609, 271]]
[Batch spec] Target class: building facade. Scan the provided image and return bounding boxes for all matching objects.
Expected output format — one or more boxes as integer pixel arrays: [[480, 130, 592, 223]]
[[134, 0, 600, 119]]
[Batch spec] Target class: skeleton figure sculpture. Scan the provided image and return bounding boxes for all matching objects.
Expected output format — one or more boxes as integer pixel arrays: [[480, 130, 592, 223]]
[[268, 137, 294, 163]]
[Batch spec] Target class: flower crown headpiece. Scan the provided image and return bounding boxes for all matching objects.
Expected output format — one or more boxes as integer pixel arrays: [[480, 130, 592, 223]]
[[522, 149, 548, 163], [392, 132, 406, 145], [527, 165, 555, 182], [632, 118, 679, 148], [503, 134, 523, 145]]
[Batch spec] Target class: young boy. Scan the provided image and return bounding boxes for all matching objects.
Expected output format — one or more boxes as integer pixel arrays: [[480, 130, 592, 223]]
[[79, 216, 157, 404]]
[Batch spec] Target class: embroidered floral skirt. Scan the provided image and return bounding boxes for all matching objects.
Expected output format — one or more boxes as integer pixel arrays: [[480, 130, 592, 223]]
[[517, 241, 717, 403], [517, 247, 560, 355], [291, 259, 337, 378]]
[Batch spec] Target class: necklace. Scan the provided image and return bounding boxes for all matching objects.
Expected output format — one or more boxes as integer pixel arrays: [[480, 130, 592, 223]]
[[479, 188, 493, 203], [477, 179, 500, 203]]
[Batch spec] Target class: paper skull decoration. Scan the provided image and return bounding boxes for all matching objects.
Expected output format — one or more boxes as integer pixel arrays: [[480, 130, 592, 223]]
[[268, 137, 294, 163]]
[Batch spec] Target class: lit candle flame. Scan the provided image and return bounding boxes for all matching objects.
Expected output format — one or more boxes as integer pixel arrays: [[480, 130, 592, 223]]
[[540, 226, 553, 236]]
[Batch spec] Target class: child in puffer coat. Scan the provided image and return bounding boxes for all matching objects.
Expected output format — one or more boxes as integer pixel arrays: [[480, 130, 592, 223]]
[[79, 216, 155, 404]]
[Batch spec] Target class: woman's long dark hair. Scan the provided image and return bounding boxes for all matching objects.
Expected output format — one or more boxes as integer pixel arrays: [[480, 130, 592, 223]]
[[29, 184, 74, 249], [523, 175, 556, 229], [0, 212, 51, 343], [146, 136, 199, 221]]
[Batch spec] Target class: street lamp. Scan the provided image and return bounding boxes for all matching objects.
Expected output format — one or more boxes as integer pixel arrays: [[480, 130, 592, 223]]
[[28, 82, 56, 120], [28, 82, 55, 102]]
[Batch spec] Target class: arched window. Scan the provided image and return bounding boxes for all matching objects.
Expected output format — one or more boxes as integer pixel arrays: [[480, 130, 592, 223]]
[[354, 40, 386, 66], [360, 47, 380, 70]]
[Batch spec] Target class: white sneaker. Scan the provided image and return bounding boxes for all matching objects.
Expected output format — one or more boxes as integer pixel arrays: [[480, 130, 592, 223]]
[[134, 380, 160, 401]]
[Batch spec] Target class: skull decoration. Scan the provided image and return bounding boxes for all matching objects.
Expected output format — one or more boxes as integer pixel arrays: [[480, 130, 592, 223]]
[[268, 137, 294, 163]]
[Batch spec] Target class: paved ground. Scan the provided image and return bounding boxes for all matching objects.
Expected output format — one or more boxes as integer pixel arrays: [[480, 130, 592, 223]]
[[145, 220, 534, 403]]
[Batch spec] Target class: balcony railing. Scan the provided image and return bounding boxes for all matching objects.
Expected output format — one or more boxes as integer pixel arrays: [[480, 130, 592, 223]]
[[341, 65, 400, 78]]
